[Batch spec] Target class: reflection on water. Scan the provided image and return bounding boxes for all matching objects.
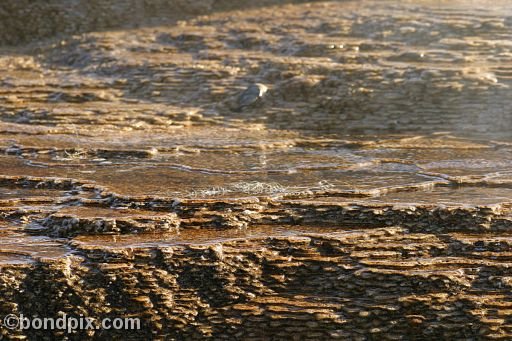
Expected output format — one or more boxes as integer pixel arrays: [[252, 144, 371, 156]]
[[72, 224, 350, 249], [0, 0, 511, 255], [3, 2, 512, 340]]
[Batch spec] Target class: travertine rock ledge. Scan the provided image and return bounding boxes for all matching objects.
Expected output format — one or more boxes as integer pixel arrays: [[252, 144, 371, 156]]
[[1, 0, 512, 339]]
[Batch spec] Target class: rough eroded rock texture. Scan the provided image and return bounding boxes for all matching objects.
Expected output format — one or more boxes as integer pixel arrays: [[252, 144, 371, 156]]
[[1, 0, 512, 339]]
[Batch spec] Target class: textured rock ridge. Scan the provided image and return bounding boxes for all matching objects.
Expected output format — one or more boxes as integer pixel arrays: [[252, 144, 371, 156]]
[[1, 0, 512, 339]]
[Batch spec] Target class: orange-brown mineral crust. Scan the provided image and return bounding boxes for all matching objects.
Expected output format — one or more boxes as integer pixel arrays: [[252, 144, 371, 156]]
[[1, 0, 512, 339]]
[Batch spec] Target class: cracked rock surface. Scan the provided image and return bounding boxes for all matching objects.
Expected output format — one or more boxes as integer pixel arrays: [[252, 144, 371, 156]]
[[1, 0, 512, 339]]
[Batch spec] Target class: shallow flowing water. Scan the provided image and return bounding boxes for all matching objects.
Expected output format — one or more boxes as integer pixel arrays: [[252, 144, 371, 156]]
[[1, 0, 512, 339]]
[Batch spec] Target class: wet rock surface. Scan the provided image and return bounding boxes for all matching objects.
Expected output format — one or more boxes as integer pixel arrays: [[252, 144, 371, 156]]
[[1, 0, 512, 339]]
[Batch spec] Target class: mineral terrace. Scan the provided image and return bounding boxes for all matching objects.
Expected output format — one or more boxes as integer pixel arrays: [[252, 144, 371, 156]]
[[1, 0, 512, 339]]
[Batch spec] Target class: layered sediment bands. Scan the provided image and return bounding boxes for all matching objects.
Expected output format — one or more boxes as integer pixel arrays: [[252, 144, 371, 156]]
[[1, 0, 512, 339], [4, 226, 512, 339]]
